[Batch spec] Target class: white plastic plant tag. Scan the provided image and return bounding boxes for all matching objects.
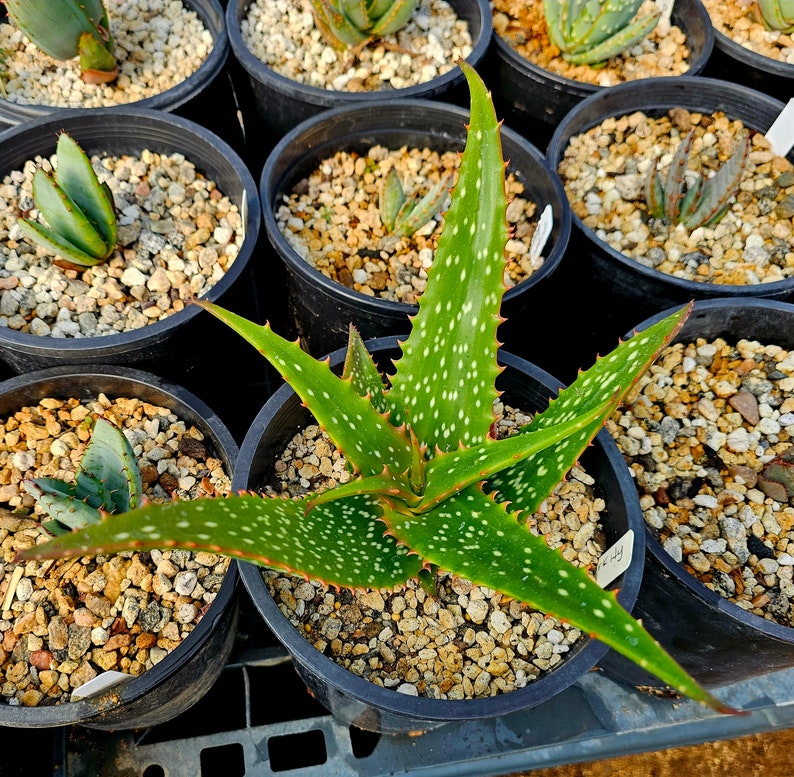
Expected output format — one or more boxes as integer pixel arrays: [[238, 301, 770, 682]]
[[241, 189, 247, 245], [765, 99, 794, 158], [71, 670, 133, 701], [655, 0, 674, 22], [529, 204, 553, 262], [596, 529, 634, 588]]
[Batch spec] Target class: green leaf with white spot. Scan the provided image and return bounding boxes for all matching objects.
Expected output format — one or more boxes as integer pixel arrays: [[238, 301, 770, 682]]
[[19, 492, 423, 590], [488, 303, 691, 516], [388, 62, 507, 453], [193, 302, 412, 478], [342, 325, 390, 414], [382, 484, 735, 713]]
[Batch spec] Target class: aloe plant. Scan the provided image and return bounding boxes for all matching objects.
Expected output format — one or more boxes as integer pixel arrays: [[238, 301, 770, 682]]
[[379, 167, 451, 237], [22, 417, 142, 537], [310, 0, 418, 51], [18, 63, 736, 714], [17, 132, 117, 269], [542, 0, 661, 66], [755, 0, 794, 31], [645, 129, 750, 230], [2, 0, 118, 84]]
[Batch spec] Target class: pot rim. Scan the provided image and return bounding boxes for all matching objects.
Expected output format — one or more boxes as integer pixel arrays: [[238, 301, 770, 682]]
[[629, 297, 794, 644], [712, 26, 794, 79], [259, 98, 571, 315], [546, 75, 794, 299], [489, 0, 714, 95], [0, 106, 261, 359], [0, 363, 240, 727], [0, 0, 229, 124], [226, 0, 492, 106], [236, 337, 645, 722]]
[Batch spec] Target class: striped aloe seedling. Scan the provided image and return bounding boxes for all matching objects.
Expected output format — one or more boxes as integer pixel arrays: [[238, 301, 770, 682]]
[[18, 63, 735, 714], [542, 0, 661, 66], [645, 129, 750, 230], [17, 132, 117, 269], [310, 0, 418, 51], [379, 167, 451, 237], [22, 417, 143, 537], [755, 0, 794, 31], [3, 0, 118, 84]]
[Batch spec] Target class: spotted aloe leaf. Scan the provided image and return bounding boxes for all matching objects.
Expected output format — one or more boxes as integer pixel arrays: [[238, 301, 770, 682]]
[[488, 304, 691, 516], [3, 0, 118, 83], [542, 0, 660, 66], [380, 485, 736, 714], [18, 63, 736, 714]]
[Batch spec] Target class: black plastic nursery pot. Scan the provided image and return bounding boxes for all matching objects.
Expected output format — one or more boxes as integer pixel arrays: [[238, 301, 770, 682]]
[[0, 107, 261, 376], [545, 76, 794, 352], [0, 0, 237, 145], [235, 338, 645, 734], [0, 364, 240, 729], [226, 0, 492, 143], [486, 0, 713, 144], [260, 99, 571, 357], [703, 27, 794, 104], [598, 298, 794, 691]]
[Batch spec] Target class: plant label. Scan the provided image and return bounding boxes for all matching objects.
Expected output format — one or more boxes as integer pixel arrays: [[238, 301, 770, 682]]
[[529, 204, 553, 262], [71, 670, 133, 701], [655, 0, 674, 23], [596, 529, 634, 588], [765, 99, 794, 158]]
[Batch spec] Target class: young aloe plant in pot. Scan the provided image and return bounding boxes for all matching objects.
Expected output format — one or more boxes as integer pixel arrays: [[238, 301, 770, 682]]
[[2, 0, 118, 84], [19, 63, 736, 713], [542, 0, 661, 66], [16, 131, 118, 270], [310, 0, 418, 53]]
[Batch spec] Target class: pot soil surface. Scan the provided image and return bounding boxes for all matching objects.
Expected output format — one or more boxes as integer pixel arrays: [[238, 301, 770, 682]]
[[608, 334, 794, 627], [0, 393, 231, 707], [276, 144, 545, 303], [703, 0, 794, 65], [491, 0, 691, 86], [0, 0, 212, 108], [0, 148, 243, 338], [558, 108, 794, 286], [262, 402, 608, 700], [240, 0, 473, 92]]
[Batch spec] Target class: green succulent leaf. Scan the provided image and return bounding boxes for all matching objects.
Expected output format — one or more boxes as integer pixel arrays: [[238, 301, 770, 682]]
[[310, 0, 371, 49], [387, 62, 507, 453], [16, 218, 107, 268], [488, 303, 691, 516], [342, 325, 390, 413], [542, 0, 660, 66], [369, 0, 419, 37], [393, 173, 451, 238], [54, 133, 117, 249], [18, 492, 424, 590], [29, 167, 111, 260], [381, 484, 735, 714], [757, 0, 794, 31], [379, 167, 407, 234], [193, 302, 413, 477], [4, 0, 117, 78], [21, 477, 103, 532]]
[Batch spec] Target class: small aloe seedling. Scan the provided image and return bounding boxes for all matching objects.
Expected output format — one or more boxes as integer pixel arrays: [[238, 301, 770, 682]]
[[758, 447, 794, 503], [22, 417, 143, 537], [19, 63, 736, 715], [2, 0, 118, 84], [18, 132, 117, 269], [644, 129, 750, 230], [542, 0, 661, 66], [379, 167, 451, 237], [310, 0, 418, 51], [755, 0, 794, 31]]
